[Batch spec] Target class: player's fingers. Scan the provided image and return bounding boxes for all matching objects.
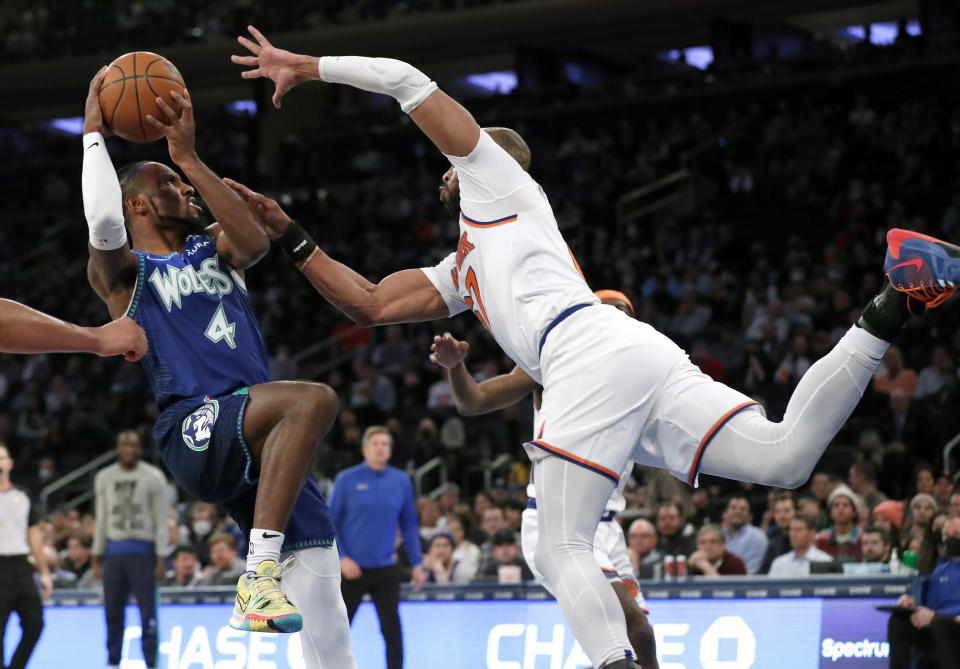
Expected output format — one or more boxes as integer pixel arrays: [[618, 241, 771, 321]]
[[429, 354, 437, 364], [144, 115, 168, 131], [154, 96, 177, 120], [273, 88, 284, 109], [237, 34, 261, 55], [248, 25, 270, 48], [241, 69, 262, 80], [231, 54, 258, 66], [170, 90, 191, 110]]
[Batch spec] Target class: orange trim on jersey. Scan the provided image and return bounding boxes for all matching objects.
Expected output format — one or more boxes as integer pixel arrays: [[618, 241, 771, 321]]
[[525, 439, 620, 485], [460, 213, 518, 228], [686, 401, 760, 486], [537, 422, 545, 439], [568, 246, 586, 281]]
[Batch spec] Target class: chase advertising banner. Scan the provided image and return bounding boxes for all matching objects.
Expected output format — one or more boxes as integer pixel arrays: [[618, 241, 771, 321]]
[[5, 597, 891, 668]]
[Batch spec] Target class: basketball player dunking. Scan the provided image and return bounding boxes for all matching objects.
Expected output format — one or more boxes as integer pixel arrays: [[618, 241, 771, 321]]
[[230, 27, 958, 668], [80, 67, 356, 667]]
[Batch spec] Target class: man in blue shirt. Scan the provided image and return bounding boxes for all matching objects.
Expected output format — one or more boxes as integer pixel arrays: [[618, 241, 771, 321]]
[[330, 426, 426, 669], [888, 514, 960, 668], [721, 495, 769, 574]]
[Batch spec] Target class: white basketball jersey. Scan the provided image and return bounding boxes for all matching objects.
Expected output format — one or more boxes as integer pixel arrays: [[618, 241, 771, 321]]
[[421, 131, 598, 385]]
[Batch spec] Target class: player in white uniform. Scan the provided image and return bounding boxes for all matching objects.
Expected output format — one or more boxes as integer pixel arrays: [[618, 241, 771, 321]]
[[428, 290, 657, 668], [230, 27, 940, 668]]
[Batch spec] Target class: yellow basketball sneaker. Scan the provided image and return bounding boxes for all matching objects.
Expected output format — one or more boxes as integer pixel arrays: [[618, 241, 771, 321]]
[[229, 558, 302, 633]]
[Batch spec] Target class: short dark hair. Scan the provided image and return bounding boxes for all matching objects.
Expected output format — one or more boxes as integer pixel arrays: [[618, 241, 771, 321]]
[[492, 529, 517, 546], [861, 524, 890, 545], [503, 499, 526, 513], [791, 513, 818, 531], [171, 545, 199, 560], [116, 161, 151, 220]]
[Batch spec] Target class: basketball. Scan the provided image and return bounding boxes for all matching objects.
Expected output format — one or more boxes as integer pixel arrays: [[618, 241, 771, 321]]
[[98, 51, 185, 143]]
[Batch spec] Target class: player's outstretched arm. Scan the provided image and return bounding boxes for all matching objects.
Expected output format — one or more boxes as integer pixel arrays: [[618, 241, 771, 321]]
[[232, 26, 481, 158], [0, 299, 147, 360], [430, 333, 537, 415], [82, 66, 137, 312], [223, 178, 449, 325], [144, 89, 269, 269]]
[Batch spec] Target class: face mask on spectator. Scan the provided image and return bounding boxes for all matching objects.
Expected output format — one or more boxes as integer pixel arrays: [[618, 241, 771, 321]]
[[944, 537, 960, 559], [192, 520, 212, 537]]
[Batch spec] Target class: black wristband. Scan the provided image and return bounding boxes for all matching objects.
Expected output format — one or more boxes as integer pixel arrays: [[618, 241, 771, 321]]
[[277, 219, 318, 267]]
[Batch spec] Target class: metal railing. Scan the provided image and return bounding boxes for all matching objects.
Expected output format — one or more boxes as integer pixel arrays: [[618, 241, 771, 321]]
[[943, 432, 960, 475], [615, 168, 691, 234], [414, 457, 448, 498], [483, 453, 514, 492], [39, 450, 116, 516]]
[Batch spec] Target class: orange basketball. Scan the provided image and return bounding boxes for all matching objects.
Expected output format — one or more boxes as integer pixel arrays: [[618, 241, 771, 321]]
[[98, 51, 186, 143]]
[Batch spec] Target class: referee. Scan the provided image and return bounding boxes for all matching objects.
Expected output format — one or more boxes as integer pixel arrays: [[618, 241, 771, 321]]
[[330, 426, 426, 669], [92, 431, 168, 669], [0, 442, 51, 669]]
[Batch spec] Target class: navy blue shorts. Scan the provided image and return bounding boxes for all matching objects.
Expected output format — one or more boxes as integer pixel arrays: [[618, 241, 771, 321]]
[[156, 389, 336, 553]]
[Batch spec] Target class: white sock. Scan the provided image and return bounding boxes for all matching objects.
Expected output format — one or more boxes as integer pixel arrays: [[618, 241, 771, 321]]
[[247, 528, 284, 571]]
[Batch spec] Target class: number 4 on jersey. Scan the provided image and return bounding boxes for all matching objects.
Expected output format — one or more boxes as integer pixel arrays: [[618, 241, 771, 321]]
[[205, 303, 237, 349]]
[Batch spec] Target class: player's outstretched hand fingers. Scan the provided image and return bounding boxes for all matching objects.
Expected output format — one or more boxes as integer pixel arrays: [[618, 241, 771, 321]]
[[154, 95, 179, 121], [143, 115, 168, 133], [247, 25, 271, 48], [237, 34, 261, 55], [231, 54, 258, 66], [272, 87, 285, 109], [88, 65, 107, 94], [241, 68, 262, 80], [170, 89, 192, 113]]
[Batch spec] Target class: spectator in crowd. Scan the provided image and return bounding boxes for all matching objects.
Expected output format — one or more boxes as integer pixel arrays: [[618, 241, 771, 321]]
[[932, 474, 953, 512], [848, 458, 887, 512], [860, 525, 891, 564], [808, 472, 835, 527], [872, 345, 917, 398], [422, 532, 473, 584], [627, 519, 662, 579], [887, 515, 960, 668], [476, 506, 507, 576], [769, 514, 835, 577], [481, 529, 534, 583], [417, 496, 443, 544], [911, 464, 936, 497], [446, 515, 479, 582], [759, 493, 796, 574], [503, 500, 525, 533], [815, 485, 863, 562], [199, 533, 245, 586], [62, 535, 92, 581], [656, 502, 695, 561], [950, 490, 960, 516], [688, 525, 746, 576], [163, 546, 201, 588], [689, 488, 720, 527], [721, 495, 768, 574], [330, 426, 426, 669], [177, 501, 220, 566], [914, 345, 954, 401], [871, 499, 904, 552], [45, 544, 79, 588], [437, 482, 461, 516], [904, 493, 939, 554], [879, 389, 921, 446]]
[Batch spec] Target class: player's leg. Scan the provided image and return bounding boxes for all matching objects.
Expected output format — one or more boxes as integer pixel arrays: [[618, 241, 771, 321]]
[[368, 567, 404, 669], [610, 582, 658, 669], [8, 571, 43, 669], [520, 504, 552, 589], [534, 456, 637, 669], [242, 381, 339, 567], [281, 545, 358, 669], [128, 554, 159, 668], [102, 554, 130, 667], [699, 295, 896, 488]]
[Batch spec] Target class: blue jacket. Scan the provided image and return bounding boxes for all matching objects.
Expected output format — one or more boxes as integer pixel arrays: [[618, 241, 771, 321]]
[[923, 558, 960, 617], [329, 463, 422, 569]]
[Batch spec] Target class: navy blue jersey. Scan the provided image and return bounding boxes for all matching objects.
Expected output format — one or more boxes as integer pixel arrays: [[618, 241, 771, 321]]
[[126, 234, 269, 408]]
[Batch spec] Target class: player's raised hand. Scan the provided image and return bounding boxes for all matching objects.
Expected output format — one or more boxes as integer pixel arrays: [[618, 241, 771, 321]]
[[145, 88, 197, 165], [232, 26, 318, 109], [96, 316, 148, 361], [222, 177, 292, 240], [83, 66, 111, 136], [430, 333, 470, 369]]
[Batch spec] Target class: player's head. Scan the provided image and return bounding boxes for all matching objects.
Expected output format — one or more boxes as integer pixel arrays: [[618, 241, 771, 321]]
[[116, 430, 141, 468], [361, 425, 393, 471], [595, 289, 635, 317], [439, 127, 531, 217], [116, 161, 206, 242]]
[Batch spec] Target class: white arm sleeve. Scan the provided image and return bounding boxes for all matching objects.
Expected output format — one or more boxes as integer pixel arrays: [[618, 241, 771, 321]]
[[317, 56, 438, 114], [444, 131, 547, 221], [81, 132, 127, 250], [420, 252, 469, 317]]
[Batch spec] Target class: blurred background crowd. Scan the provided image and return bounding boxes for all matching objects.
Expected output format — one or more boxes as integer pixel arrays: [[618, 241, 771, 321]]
[[2, 0, 960, 588]]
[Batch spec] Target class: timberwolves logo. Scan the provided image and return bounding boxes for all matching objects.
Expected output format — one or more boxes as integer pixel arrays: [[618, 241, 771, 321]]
[[182, 400, 219, 452]]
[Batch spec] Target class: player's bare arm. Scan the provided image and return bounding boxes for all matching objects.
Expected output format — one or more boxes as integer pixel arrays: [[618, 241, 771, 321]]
[[83, 66, 137, 312], [430, 332, 538, 415], [232, 26, 481, 158], [144, 89, 269, 270], [224, 178, 449, 325], [0, 299, 147, 360]]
